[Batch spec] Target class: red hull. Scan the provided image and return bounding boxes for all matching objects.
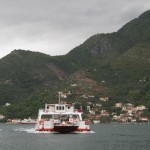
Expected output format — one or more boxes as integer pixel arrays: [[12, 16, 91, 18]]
[[36, 127, 90, 133]]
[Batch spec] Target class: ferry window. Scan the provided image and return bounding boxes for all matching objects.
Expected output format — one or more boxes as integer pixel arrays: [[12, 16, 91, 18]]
[[56, 106, 59, 110], [41, 115, 52, 120], [62, 106, 64, 110], [47, 106, 49, 109], [53, 115, 59, 119], [59, 106, 61, 110]]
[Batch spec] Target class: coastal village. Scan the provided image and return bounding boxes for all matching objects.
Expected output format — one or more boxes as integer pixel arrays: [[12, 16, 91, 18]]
[[0, 90, 149, 124]]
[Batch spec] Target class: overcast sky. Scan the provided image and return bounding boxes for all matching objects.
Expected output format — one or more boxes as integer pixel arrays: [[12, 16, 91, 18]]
[[0, 0, 149, 58]]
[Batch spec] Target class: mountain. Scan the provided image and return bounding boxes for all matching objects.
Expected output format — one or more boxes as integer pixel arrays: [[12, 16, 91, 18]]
[[0, 10, 150, 119], [0, 50, 68, 103]]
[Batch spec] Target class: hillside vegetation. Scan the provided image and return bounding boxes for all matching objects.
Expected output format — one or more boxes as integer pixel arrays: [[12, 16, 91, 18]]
[[0, 10, 150, 119]]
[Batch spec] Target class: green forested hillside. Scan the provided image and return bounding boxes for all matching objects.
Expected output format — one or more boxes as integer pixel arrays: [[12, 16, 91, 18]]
[[0, 10, 150, 119]]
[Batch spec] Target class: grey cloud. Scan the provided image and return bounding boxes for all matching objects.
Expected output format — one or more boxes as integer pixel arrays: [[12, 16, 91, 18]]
[[0, 0, 150, 58]]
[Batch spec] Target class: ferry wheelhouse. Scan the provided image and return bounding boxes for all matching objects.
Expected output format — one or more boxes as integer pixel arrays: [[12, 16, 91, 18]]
[[35, 102, 90, 133]]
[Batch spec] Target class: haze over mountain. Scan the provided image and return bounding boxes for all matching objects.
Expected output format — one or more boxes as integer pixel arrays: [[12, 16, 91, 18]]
[[0, 10, 150, 118]]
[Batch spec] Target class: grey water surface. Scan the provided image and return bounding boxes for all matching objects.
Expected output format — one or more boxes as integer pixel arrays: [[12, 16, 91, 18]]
[[0, 123, 150, 150]]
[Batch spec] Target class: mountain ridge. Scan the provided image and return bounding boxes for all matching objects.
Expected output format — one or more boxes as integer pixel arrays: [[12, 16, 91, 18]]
[[0, 10, 150, 118]]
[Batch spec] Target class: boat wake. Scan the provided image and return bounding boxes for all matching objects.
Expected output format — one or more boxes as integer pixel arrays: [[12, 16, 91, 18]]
[[13, 128, 50, 133]]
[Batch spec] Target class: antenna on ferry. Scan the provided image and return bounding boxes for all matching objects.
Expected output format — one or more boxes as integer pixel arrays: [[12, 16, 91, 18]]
[[58, 91, 61, 104]]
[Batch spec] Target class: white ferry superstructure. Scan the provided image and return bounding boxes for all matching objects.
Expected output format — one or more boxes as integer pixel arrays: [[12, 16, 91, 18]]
[[35, 103, 90, 133]]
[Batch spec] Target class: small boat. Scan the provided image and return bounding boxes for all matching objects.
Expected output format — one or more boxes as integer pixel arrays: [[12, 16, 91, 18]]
[[20, 117, 36, 124], [35, 94, 90, 133], [93, 120, 100, 124]]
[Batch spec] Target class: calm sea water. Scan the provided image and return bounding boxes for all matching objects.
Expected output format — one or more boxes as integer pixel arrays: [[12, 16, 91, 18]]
[[0, 123, 150, 150]]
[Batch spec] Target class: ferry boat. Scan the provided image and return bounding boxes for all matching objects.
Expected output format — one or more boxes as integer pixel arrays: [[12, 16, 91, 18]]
[[35, 95, 90, 133]]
